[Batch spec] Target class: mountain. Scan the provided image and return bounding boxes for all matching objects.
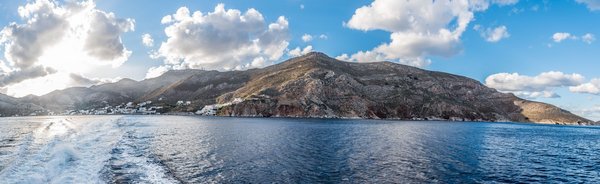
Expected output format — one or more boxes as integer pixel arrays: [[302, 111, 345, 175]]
[[215, 52, 593, 125], [0, 93, 45, 116], [1, 52, 595, 125]]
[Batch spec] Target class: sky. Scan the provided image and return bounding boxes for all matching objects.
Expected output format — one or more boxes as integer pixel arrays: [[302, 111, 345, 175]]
[[0, 0, 599, 120]]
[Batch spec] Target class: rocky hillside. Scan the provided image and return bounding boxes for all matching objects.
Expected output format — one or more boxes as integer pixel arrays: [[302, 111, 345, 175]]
[[215, 52, 593, 125], [0, 52, 595, 125]]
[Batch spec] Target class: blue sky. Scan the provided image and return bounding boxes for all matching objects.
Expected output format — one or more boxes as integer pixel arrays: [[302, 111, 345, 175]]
[[0, 0, 599, 120]]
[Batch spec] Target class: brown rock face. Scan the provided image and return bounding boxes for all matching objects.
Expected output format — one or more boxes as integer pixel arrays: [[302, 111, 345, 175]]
[[216, 52, 594, 125]]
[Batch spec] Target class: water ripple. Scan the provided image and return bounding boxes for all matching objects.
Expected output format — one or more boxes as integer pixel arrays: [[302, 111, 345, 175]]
[[0, 116, 599, 183]]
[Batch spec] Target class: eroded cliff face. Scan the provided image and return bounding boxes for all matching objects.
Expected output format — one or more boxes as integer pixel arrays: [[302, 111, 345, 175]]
[[216, 52, 593, 125]]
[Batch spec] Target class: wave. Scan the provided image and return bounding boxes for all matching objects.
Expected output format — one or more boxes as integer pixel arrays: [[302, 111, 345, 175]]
[[101, 119, 180, 183], [0, 116, 123, 183]]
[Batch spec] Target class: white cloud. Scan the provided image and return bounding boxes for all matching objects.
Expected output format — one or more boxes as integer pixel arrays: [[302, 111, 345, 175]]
[[576, 0, 600, 11], [3, 0, 69, 69], [0, 0, 134, 96], [551, 32, 595, 44], [335, 54, 349, 61], [485, 71, 585, 99], [345, 0, 479, 33], [69, 73, 121, 86], [288, 45, 313, 57], [83, 10, 134, 62], [552, 32, 575, 42], [301, 34, 313, 42], [582, 33, 596, 44], [0, 66, 56, 86], [152, 4, 290, 73], [146, 65, 171, 79], [512, 91, 560, 99], [160, 15, 173, 24], [335, 50, 431, 68], [476, 25, 510, 42], [572, 105, 600, 121], [570, 79, 600, 95], [2, 72, 120, 97], [142, 33, 154, 47], [3, 0, 133, 68], [301, 34, 328, 42], [300, 4, 305, 10], [493, 0, 520, 6], [342, 0, 514, 68]]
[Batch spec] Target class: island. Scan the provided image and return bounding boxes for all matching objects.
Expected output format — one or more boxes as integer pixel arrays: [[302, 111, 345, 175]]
[[0, 52, 594, 125]]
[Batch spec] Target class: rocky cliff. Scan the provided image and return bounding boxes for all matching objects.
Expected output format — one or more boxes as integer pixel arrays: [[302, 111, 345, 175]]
[[215, 52, 593, 125], [0, 52, 595, 125]]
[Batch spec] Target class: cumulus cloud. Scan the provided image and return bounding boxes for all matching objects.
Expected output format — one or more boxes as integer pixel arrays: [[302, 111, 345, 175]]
[[2, 72, 119, 97], [485, 71, 585, 99], [570, 79, 600, 95], [340, 0, 515, 68], [335, 54, 349, 61], [0, 66, 56, 86], [301, 34, 313, 42], [492, 0, 520, 6], [2, 0, 69, 69], [160, 15, 173, 24], [69, 73, 120, 86], [335, 50, 431, 68], [552, 32, 576, 42], [301, 33, 328, 42], [288, 45, 313, 57], [582, 33, 596, 44], [83, 10, 134, 62], [551, 32, 595, 44], [475, 25, 510, 42], [152, 4, 290, 73], [576, 0, 600, 11], [512, 91, 560, 99], [142, 33, 154, 47], [0, 0, 134, 95], [145, 65, 171, 79], [572, 105, 600, 121]]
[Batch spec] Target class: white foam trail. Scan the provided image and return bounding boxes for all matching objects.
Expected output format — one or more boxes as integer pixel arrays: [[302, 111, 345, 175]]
[[0, 116, 124, 184], [104, 119, 180, 184]]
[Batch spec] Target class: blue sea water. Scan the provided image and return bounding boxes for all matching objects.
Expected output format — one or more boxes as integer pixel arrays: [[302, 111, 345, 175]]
[[0, 116, 599, 183]]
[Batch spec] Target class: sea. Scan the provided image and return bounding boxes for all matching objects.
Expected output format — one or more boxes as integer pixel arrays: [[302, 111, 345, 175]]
[[0, 116, 598, 183]]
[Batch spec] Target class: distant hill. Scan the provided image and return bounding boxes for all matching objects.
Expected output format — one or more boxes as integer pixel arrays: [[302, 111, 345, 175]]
[[1, 52, 595, 125], [0, 93, 44, 116]]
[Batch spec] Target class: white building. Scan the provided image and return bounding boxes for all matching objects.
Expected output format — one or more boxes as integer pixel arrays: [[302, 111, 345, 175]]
[[196, 105, 217, 115]]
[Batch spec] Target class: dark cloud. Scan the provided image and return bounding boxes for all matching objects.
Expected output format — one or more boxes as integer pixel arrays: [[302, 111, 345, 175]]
[[2, 2, 69, 68], [0, 66, 56, 87], [83, 10, 134, 62]]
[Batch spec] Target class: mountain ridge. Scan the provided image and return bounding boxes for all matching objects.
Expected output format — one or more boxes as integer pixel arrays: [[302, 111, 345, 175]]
[[0, 52, 595, 125]]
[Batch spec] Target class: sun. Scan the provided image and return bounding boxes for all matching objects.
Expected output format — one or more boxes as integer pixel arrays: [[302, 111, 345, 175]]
[[1, 0, 132, 97], [6, 72, 72, 97]]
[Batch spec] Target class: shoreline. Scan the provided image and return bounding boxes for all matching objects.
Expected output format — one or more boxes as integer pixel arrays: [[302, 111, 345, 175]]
[[2, 113, 596, 127]]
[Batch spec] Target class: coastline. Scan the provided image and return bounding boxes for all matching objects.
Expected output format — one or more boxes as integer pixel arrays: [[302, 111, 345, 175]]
[[3, 113, 596, 126]]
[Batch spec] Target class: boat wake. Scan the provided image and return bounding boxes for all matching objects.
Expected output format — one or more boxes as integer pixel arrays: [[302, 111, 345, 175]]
[[100, 119, 180, 183], [0, 116, 178, 184]]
